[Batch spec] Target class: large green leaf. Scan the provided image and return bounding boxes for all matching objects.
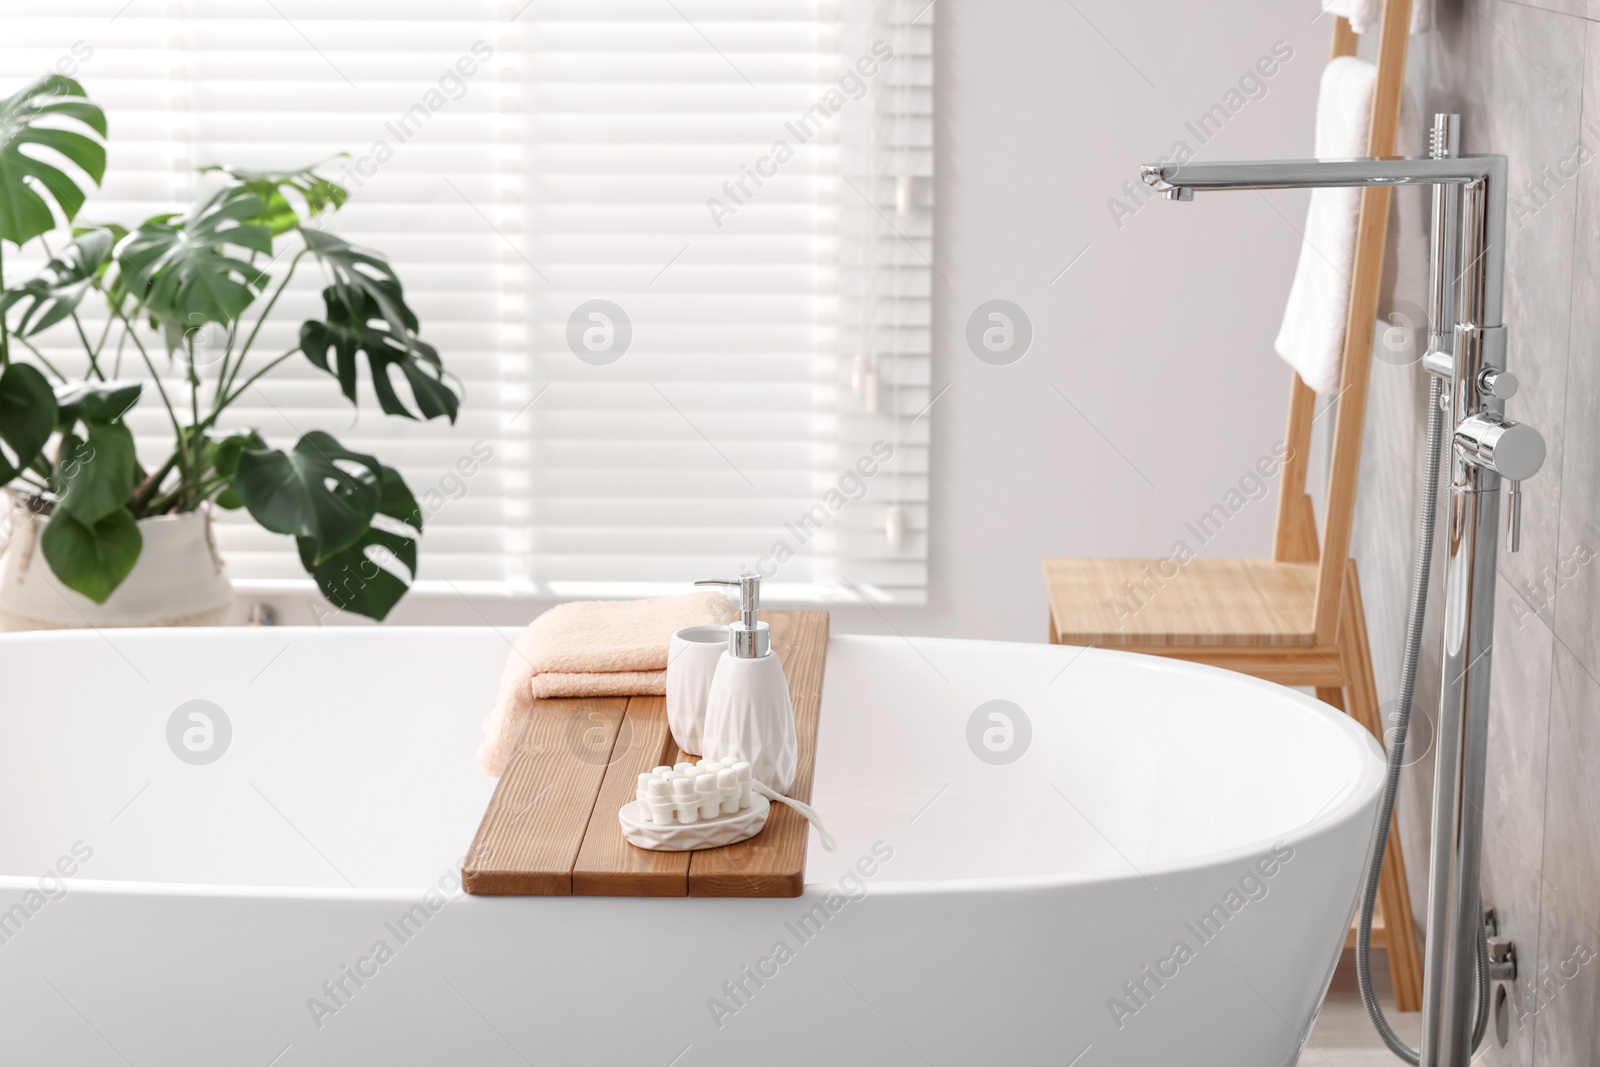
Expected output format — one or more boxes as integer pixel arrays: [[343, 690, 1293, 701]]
[[296, 465, 421, 621], [300, 286, 459, 423], [0, 75, 107, 246], [39, 506, 141, 604], [299, 229, 421, 349], [200, 162, 348, 236], [299, 230, 458, 421], [55, 421, 137, 525], [0, 226, 117, 336], [233, 430, 381, 561], [116, 185, 272, 335], [53, 379, 141, 428], [0, 361, 57, 481]]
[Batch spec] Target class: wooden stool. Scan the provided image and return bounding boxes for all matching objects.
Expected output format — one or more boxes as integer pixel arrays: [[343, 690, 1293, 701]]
[[1043, 0, 1423, 1013]]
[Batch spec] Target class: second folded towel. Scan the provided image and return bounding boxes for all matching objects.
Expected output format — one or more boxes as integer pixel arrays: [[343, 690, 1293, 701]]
[[477, 591, 735, 776]]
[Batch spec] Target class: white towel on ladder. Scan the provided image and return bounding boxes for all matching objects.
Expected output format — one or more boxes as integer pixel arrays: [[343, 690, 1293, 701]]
[[1273, 57, 1377, 397], [1321, 0, 1431, 35]]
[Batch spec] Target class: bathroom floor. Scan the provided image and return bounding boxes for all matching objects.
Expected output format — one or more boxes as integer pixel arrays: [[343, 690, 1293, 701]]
[[1298, 951, 1422, 1065]]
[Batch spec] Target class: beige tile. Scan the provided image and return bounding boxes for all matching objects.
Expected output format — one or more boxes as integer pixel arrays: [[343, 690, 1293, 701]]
[[1552, 18, 1600, 682], [1477, 576, 1556, 1067], [1484, 2, 1585, 631], [1346, 8, 1598, 1067], [1488, 0, 1588, 20], [1531, 645, 1600, 1066]]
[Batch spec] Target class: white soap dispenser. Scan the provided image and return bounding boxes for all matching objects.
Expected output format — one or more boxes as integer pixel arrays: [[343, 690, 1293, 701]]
[[694, 574, 798, 795]]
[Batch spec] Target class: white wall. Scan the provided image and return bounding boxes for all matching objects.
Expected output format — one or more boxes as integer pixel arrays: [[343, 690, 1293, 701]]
[[242, 0, 1337, 638], [893, 0, 1333, 642]]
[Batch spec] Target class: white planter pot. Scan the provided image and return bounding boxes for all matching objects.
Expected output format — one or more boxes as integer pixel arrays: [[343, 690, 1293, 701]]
[[0, 505, 232, 630]]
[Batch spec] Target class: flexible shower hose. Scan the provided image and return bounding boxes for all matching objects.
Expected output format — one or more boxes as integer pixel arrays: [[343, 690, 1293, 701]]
[[1355, 375, 1490, 1062]]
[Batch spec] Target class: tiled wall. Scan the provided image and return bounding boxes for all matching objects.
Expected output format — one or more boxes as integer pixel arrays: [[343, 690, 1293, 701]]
[[1352, 1, 1600, 1061]]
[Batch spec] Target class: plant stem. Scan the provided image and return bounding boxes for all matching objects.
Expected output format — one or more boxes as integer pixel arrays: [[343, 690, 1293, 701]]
[[27, 455, 55, 493], [142, 486, 183, 516], [215, 347, 300, 417], [0, 241, 9, 369], [114, 306, 193, 508], [144, 475, 228, 516], [68, 311, 105, 381], [112, 323, 128, 378], [130, 452, 180, 515], [218, 248, 305, 413], [210, 317, 240, 410], [90, 313, 113, 365], [35, 234, 102, 380], [186, 334, 201, 511], [11, 335, 68, 382]]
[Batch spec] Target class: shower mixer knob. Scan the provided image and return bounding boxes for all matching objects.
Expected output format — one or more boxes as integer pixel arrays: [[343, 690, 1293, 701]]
[[1477, 367, 1518, 400], [1455, 413, 1545, 482]]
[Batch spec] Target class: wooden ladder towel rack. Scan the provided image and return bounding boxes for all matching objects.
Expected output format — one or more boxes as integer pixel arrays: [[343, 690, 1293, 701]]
[[1042, 0, 1423, 1011]]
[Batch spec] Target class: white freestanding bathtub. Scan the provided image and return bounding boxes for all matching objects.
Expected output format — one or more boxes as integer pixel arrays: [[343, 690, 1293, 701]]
[[0, 627, 1383, 1066]]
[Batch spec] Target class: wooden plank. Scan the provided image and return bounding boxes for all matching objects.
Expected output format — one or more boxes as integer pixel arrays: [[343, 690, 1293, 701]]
[[1042, 558, 1320, 648], [1311, 0, 1412, 642], [1271, 374, 1320, 563], [570, 697, 692, 896], [688, 610, 830, 897], [1329, 16, 1359, 60], [463, 610, 830, 897], [461, 697, 626, 895], [1345, 906, 1388, 949], [1121, 646, 1350, 688]]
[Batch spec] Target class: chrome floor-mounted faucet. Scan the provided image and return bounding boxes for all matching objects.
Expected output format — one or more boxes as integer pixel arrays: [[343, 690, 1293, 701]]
[[1141, 115, 1545, 1067]]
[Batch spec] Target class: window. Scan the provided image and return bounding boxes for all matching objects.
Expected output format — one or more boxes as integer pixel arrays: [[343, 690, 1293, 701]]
[[1, 1, 932, 605]]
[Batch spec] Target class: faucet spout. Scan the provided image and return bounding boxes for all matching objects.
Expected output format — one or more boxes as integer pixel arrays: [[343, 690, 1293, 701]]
[[1138, 152, 1509, 334], [1140, 154, 1505, 198]]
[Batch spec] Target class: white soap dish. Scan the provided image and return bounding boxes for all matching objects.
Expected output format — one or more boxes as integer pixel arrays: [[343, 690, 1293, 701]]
[[618, 756, 836, 853], [618, 792, 771, 851]]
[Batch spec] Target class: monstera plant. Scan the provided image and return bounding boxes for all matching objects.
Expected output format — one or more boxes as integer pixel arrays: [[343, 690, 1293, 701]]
[[0, 75, 457, 621]]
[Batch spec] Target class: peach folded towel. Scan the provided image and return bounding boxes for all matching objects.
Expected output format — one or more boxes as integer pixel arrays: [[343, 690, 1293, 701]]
[[477, 591, 734, 776]]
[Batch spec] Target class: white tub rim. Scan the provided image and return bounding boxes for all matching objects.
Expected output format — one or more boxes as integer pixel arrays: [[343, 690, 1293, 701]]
[[0, 627, 1386, 903]]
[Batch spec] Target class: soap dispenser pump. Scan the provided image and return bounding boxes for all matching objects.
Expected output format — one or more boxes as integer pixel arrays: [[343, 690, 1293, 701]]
[[694, 574, 797, 795]]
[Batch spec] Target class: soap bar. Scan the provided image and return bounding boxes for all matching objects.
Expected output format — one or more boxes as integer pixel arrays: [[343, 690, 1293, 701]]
[[634, 757, 753, 826], [695, 774, 720, 820]]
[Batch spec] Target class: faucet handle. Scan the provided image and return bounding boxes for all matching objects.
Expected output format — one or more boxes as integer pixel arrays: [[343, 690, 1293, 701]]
[[1455, 413, 1545, 482], [1507, 481, 1523, 552], [1454, 413, 1542, 554], [1478, 367, 1519, 400]]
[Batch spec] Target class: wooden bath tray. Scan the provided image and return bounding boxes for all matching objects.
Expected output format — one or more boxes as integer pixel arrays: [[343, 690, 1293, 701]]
[[462, 610, 828, 898]]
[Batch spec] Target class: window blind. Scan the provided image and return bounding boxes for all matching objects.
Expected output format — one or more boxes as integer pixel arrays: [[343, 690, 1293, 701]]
[[0, 0, 932, 606]]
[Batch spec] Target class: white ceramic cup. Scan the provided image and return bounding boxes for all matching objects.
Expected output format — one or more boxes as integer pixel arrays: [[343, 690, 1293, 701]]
[[666, 624, 728, 755]]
